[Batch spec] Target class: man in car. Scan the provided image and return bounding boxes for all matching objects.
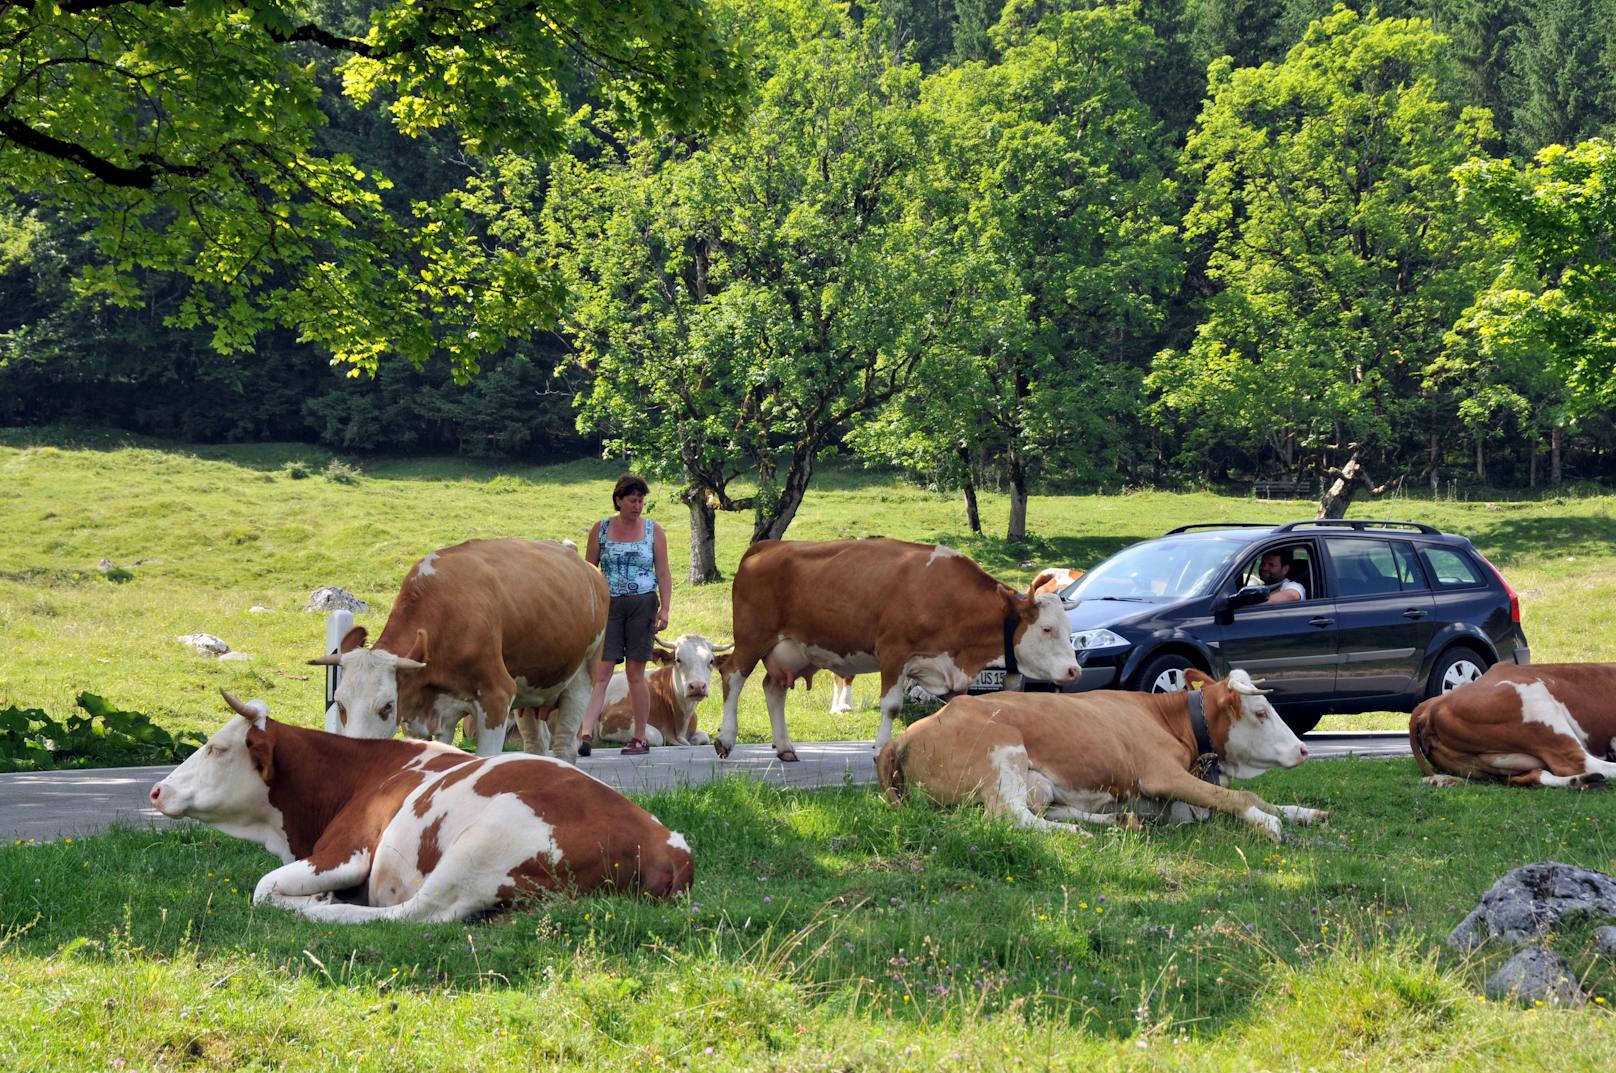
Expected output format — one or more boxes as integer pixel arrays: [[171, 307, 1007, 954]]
[[1258, 549, 1305, 603]]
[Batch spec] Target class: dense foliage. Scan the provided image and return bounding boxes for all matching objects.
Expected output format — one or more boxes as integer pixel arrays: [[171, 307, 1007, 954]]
[[5, 0, 1616, 542]]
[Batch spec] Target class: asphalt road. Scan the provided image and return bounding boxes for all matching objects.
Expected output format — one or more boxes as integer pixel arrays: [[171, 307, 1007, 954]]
[[0, 732, 1410, 845]]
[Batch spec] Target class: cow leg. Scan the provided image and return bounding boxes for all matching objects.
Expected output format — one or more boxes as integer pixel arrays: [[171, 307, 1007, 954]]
[[873, 658, 908, 752], [513, 706, 554, 756], [1042, 805, 1137, 829], [1276, 804, 1329, 825], [473, 677, 516, 758], [546, 662, 595, 763], [1137, 770, 1292, 842], [761, 676, 799, 762], [981, 744, 1092, 836], [714, 655, 760, 759], [830, 675, 854, 714], [253, 850, 373, 910]]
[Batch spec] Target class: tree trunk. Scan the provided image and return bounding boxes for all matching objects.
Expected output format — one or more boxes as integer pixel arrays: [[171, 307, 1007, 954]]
[[751, 448, 815, 544], [1529, 437, 1539, 489], [683, 490, 722, 585], [1552, 426, 1563, 483], [1428, 432, 1441, 496], [1006, 446, 1028, 542], [1317, 450, 1366, 520], [1474, 439, 1486, 482], [957, 446, 981, 533]]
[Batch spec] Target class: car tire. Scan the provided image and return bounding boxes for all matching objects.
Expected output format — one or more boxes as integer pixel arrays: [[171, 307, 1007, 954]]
[[1132, 653, 1197, 694], [1426, 647, 1490, 699]]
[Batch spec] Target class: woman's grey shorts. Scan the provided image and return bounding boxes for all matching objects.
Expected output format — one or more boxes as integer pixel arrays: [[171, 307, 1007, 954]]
[[603, 590, 659, 663]]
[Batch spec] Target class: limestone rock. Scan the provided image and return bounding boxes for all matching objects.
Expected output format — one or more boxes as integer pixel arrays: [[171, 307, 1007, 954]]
[[177, 633, 230, 657], [305, 587, 369, 614], [1485, 947, 1584, 1007], [1449, 861, 1616, 951]]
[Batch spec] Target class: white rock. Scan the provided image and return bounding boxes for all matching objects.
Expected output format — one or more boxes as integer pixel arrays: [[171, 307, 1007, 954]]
[[248, 606, 272, 614], [177, 633, 230, 657], [218, 652, 251, 662]]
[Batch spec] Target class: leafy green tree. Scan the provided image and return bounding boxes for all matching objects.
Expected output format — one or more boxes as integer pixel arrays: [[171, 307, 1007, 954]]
[[1455, 139, 1616, 421], [0, 0, 747, 376], [1151, 7, 1493, 499], [545, 14, 939, 581], [857, 1, 1178, 541]]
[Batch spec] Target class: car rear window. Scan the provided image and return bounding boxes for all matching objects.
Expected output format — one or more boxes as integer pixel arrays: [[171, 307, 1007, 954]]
[[1328, 539, 1413, 596], [1417, 545, 1484, 588]]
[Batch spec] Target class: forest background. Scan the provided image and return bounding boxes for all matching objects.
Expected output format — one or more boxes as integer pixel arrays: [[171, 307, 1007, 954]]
[[4, 0, 1616, 575]]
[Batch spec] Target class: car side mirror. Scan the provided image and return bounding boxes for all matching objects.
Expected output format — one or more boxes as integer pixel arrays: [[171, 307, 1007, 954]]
[[1227, 584, 1270, 610]]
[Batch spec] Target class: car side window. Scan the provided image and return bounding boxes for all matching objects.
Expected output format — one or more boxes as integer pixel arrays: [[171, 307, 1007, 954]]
[[1391, 542, 1428, 590], [1418, 545, 1484, 588], [1328, 539, 1404, 597], [1238, 544, 1313, 601]]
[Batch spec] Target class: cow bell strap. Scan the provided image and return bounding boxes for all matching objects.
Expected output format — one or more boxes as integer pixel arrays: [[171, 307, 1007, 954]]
[[1001, 615, 1020, 678], [1187, 689, 1221, 784]]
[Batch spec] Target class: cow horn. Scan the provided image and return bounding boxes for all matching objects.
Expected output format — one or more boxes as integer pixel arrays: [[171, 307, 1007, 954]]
[[220, 688, 267, 722], [711, 641, 735, 655], [307, 625, 368, 666]]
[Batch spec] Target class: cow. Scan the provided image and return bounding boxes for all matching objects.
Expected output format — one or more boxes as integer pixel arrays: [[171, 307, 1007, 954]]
[[312, 538, 607, 760], [1030, 567, 1084, 597], [596, 634, 733, 747], [716, 538, 1082, 762], [1410, 662, 1616, 787], [823, 569, 1082, 715], [149, 692, 693, 923], [874, 670, 1325, 841]]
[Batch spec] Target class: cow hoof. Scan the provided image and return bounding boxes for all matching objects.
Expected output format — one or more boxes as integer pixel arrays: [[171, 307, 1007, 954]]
[[1574, 773, 1608, 789], [778, 750, 799, 763], [713, 741, 731, 760], [1422, 774, 1464, 788]]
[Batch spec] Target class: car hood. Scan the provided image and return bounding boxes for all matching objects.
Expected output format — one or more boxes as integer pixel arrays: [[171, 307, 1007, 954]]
[[1063, 598, 1171, 632]]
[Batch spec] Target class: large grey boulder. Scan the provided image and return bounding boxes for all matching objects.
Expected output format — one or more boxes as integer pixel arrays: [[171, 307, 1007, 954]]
[[1449, 862, 1616, 951], [305, 587, 369, 614], [1595, 927, 1616, 956], [1485, 947, 1585, 1007]]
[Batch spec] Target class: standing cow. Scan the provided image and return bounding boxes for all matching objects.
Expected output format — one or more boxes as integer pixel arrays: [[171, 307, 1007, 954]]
[[150, 692, 692, 923], [717, 538, 1081, 761], [313, 538, 607, 760], [1410, 662, 1616, 787]]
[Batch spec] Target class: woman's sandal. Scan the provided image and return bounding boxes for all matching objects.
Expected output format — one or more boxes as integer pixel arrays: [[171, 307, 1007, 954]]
[[621, 738, 650, 756], [577, 733, 593, 757]]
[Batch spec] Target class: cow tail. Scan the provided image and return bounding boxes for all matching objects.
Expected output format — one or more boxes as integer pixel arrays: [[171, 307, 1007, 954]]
[[1408, 700, 1439, 778], [876, 740, 906, 805]]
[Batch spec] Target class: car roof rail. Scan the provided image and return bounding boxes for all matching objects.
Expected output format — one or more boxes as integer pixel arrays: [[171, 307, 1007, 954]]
[[1273, 519, 1442, 534], [1162, 522, 1277, 534]]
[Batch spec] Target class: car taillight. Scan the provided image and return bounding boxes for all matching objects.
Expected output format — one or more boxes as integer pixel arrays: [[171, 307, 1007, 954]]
[[1480, 555, 1521, 623]]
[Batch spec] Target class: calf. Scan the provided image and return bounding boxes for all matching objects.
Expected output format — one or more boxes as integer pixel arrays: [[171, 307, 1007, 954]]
[[1410, 662, 1616, 787], [150, 692, 692, 923], [876, 670, 1324, 841], [597, 634, 732, 746]]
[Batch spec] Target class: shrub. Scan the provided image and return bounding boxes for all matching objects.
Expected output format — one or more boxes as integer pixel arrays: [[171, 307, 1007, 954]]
[[0, 694, 205, 772], [102, 567, 134, 583], [280, 459, 315, 480], [321, 459, 362, 485]]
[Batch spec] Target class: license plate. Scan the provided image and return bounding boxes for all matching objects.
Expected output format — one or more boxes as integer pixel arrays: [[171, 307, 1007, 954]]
[[970, 668, 1006, 692]]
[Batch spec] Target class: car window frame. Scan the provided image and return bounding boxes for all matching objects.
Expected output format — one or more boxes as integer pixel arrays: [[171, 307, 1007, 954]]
[[1322, 535, 1419, 599], [1414, 541, 1488, 591], [1230, 538, 1321, 604]]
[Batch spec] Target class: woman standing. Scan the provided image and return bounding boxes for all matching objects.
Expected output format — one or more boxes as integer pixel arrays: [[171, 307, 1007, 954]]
[[577, 474, 672, 756]]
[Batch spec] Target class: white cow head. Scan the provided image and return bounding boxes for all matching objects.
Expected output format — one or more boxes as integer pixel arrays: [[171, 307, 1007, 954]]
[[1189, 668, 1309, 778], [149, 691, 290, 860], [652, 634, 735, 702], [1002, 589, 1082, 686], [309, 625, 428, 740]]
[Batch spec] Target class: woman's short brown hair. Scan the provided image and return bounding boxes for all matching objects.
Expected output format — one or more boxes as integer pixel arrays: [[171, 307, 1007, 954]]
[[612, 474, 650, 508]]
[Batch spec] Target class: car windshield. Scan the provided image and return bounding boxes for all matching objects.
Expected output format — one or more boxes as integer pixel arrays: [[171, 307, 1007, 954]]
[[1066, 536, 1247, 601]]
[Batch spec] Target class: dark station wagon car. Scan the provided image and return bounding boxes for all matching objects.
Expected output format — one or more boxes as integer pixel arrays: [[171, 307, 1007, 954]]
[[996, 520, 1531, 735]]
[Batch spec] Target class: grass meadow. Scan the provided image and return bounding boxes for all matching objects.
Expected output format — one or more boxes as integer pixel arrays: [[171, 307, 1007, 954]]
[[3, 428, 1616, 1070]]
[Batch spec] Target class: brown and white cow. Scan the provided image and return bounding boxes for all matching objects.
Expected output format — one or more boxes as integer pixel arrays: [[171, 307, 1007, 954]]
[[312, 538, 607, 760], [717, 538, 1081, 761], [150, 693, 692, 923], [596, 634, 733, 747], [1410, 662, 1616, 787], [875, 669, 1324, 841]]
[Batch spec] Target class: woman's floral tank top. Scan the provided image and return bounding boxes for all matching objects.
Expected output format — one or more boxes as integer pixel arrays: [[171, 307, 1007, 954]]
[[598, 518, 658, 597]]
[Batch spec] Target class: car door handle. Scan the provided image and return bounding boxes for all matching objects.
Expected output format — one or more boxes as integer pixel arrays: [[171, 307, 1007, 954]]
[[1402, 609, 1427, 620], [1308, 616, 1334, 628]]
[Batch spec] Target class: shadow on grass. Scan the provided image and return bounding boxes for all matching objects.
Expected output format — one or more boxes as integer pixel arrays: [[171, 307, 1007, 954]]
[[1456, 514, 1616, 568]]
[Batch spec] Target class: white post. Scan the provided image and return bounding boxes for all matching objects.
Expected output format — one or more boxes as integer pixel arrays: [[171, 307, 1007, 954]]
[[324, 609, 353, 712]]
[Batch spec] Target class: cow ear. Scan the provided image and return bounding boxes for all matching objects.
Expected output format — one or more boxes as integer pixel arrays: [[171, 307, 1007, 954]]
[[1028, 571, 1056, 596], [308, 626, 367, 667], [1184, 669, 1214, 690], [652, 636, 676, 664], [246, 730, 274, 783], [997, 582, 1035, 618]]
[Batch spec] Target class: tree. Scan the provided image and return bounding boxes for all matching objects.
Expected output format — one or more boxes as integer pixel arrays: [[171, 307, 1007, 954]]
[[1455, 139, 1616, 421], [0, 0, 747, 376], [544, 15, 940, 581], [1150, 7, 1494, 506], [857, 1, 1177, 542]]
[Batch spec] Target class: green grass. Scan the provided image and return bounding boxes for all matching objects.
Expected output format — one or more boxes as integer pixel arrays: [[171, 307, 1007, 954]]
[[3, 766, 1616, 1070], [2, 426, 1613, 742]]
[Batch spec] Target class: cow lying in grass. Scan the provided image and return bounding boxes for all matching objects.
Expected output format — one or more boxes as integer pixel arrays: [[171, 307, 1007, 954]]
[[875, 669, 1325, 841], [150, 692, 693, 922], [1410, 662, 1616, 787], [597, 634, 732, 747]]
